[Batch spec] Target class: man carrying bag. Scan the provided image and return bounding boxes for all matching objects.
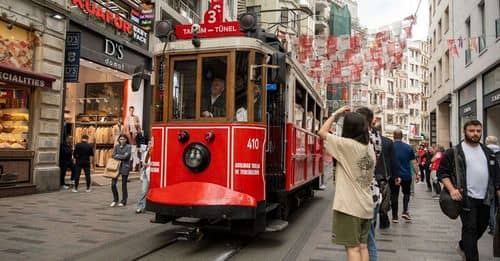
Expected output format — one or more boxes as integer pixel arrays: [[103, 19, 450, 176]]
[[437, 120, 500, 261]]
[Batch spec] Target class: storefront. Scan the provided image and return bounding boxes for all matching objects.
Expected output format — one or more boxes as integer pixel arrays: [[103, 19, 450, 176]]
[[64, 0, 152, 173], [458, 81, 477, 140], [0, 5, 65, 196], [483, 65, 500, 139]]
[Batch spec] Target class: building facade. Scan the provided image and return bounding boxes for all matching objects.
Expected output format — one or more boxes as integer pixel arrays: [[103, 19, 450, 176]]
[[428, 0, 454, 148], [367, 40, 427, 145], [0, 0, 67, 196], [452, 0, 500, 143]]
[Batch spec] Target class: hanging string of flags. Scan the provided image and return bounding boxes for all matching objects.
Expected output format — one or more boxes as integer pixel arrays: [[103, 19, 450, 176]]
[[285, 15, 417, 87]]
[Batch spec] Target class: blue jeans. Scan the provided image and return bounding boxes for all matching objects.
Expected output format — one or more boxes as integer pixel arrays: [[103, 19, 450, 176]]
[[368, 203, 380, 261], [136, 168, 149, 210]]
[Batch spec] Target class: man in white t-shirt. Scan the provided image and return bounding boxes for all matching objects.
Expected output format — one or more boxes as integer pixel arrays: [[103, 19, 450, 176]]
[[438, 120, 500, 261]]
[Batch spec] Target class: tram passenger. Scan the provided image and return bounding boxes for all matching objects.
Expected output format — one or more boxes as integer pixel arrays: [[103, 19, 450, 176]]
[[201, 78, 226, 117], [318, 106, 375, 261]]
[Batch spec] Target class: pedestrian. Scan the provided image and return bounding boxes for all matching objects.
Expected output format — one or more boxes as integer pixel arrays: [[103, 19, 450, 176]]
[[374, 124, 397, 230], [417, 144, 427, 184], [319, 106, 376, 261], [390, 129, 419, 223], [424, 145, 434, 192], [136, 140, 152, 214], [486, 136, 500, 235], [430, 145, 444, 199], [110, 134, 131, 207], [356, 107, 397, 261], [73, 134, 94, 193], [438, 120, 500, 261], [59, 136, 74, 190]]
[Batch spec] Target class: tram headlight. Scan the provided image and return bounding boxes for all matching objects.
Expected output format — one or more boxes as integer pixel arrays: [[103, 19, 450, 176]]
[[183, 143, 210, 173]]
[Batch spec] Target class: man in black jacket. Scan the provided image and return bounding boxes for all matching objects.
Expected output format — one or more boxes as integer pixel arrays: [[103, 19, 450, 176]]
[[438, 120, 500, 261], [73, 134, 94, 193], [59, 136, 74, 190]]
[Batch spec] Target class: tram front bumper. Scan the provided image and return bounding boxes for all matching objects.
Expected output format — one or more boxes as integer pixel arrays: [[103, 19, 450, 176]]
[[146, 182, 257, 220]]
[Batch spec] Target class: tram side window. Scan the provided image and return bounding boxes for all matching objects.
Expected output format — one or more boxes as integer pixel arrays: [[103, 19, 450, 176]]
[[306, 95, 314, 132], [172, 60, 197, 120], [314, 103, 322, 133], [235, 52, 249, 122], [201, 57, 227, 118], [294, 83, 306, 128]]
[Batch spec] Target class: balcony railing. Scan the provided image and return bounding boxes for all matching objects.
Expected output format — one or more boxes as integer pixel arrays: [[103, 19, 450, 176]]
[[465, 49, 472, 65], [166, 0, 200, 24], [496, 18, 500, 38]]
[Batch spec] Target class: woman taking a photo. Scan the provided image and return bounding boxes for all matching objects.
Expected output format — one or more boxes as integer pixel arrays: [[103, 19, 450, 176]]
[[110, 134, 131, 207], [318, 106, 376, 261]]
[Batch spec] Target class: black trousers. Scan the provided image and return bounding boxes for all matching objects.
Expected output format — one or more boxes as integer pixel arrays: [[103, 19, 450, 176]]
[[459, 199, 490, 261], [424, 167, 431, 190], [419, 165, 425, 182], [59, 162, 74, 186], [111, 175, 128, 204], [74, 163, 91, 190], [389, 178, 412, 219]]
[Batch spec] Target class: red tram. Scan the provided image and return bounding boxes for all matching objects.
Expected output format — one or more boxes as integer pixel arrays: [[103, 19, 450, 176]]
[[146, 10, 325, 236]]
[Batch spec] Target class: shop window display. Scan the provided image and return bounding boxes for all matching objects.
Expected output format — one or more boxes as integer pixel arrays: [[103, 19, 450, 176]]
[[0, 87, 30, 149]]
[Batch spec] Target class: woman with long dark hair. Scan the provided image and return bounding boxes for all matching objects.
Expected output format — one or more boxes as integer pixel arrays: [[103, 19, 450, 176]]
[[110, 134, 131, 207], [318, 106, 375, 261]]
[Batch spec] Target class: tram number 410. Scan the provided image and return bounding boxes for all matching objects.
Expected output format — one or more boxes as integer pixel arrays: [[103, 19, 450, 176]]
[[247, 138, 259, 150]]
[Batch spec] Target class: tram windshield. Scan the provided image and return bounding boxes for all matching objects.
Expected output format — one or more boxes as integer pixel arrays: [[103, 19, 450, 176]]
[[200, 57, 227, 118], [167, 51, 265, 123]]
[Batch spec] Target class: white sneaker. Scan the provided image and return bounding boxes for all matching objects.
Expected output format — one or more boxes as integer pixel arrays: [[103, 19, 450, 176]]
[[110, 202, 117, 207], [85, 189, 91, 193], [71, 189, 78, 193], [118, 203, 124, 207], [61, 185, 69, 190]]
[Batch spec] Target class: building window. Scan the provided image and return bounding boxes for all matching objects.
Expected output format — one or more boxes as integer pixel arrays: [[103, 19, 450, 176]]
[[479, 1, 486, 51], [437, 59, 442, 87], [444, 6, 449, 33], [387, 114, 394, 124], [444, 51, 449, 81], [438, 19, 442, 43], [280, 8, 289, 24], [465, 17, 472, 64], [433, 30, 436, 50]]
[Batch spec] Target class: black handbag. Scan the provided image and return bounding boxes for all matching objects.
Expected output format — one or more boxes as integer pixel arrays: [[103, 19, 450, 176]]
[[439, 148, 462, 220]]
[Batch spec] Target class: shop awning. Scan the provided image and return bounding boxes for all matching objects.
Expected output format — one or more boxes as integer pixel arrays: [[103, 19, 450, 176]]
[[0, 63, 56, 88]]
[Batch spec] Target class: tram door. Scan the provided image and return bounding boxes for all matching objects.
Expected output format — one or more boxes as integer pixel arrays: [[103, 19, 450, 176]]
[[265, 80, 286, 196]]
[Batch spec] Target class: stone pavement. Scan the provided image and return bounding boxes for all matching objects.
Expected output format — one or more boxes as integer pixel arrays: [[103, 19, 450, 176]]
[[0, 179, 163, 261], [298, 182, 499, 261]]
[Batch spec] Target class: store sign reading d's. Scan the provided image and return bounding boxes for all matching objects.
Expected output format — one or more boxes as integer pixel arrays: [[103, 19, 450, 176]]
[[103, 39, 125, 71], [71, 0, 148, 45]]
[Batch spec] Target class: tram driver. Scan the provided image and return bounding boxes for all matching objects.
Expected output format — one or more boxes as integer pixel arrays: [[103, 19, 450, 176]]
[[201, 78, 226, 117]]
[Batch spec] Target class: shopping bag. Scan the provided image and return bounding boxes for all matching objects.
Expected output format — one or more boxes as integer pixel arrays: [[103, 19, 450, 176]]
[[103, 158, 121, 179]]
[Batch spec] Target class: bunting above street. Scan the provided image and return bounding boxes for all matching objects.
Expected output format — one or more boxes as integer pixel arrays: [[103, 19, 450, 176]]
[[175, 0, 244, 39]]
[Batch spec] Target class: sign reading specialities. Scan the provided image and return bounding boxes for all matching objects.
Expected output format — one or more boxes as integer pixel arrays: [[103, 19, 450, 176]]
[[175, 0, 244, 39], [71, 0, 148, 45], [0, 63, 55, 88]]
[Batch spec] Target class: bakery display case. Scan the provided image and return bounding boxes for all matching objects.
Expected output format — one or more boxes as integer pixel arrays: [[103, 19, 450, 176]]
[[0, 88, 30, 150]]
